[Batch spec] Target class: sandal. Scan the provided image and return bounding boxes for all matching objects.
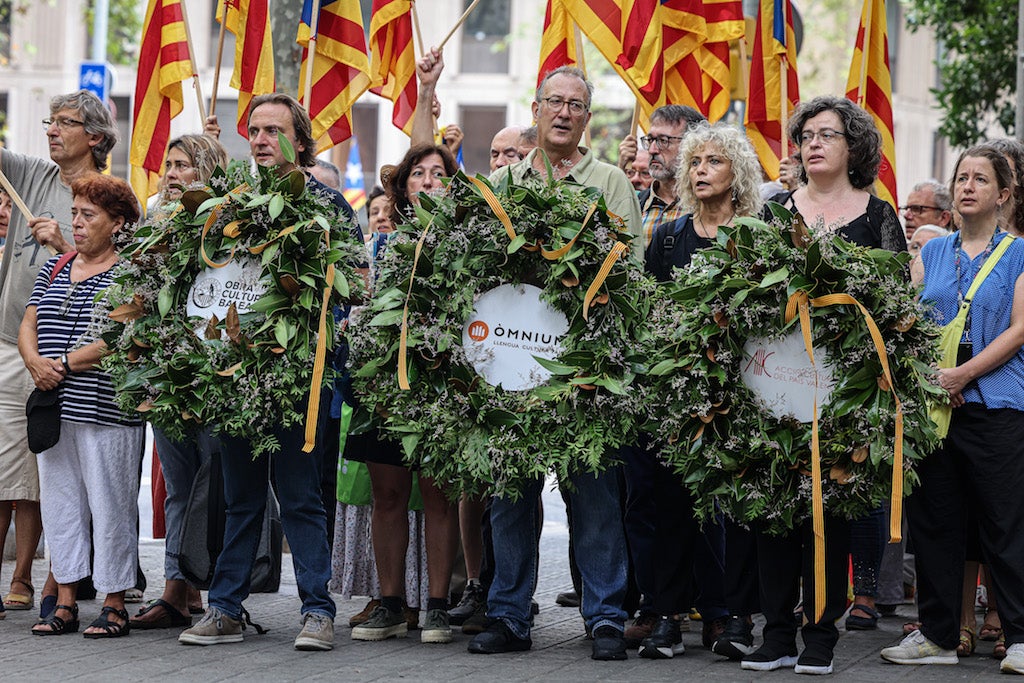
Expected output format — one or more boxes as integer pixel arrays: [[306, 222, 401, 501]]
[[957, 626, 976, 656], [979, 612, 1002, 641], [32, 603, 79, 636], [83, 606, 131, 639], [130, 598, 192, 629], [994, 633, 1007, 659], [4, 578, 35, 610], [845, 604, 881, 630]]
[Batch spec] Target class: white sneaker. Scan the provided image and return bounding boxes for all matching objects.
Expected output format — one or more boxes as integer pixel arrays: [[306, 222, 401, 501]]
[[1001, 643, 1024, 675], [880, 630, 958, 665]]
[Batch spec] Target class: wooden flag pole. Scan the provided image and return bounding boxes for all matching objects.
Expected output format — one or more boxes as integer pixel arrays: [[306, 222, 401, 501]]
[[738, 33, 750, 103], [437, 0, 482, 52], [630, 101, 642, 137], [179, 0, 208, 123], [209, 0, 230, 118], [303, 0, 322, 108], [780, 56, 788, 158], [410, 0, 425, 58], [0, 167, 57, 255], [856, 0, 873, 107], [572, 22, 591, 147]]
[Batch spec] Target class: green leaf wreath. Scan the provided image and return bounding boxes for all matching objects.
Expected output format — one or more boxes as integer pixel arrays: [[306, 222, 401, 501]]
[[635, 204, 945, 534], [100, 148, 366, 455], [348, 169, 657, 497]]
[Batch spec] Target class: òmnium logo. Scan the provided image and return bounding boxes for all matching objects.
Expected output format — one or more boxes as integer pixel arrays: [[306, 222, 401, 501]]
[[741, 331, 835, 423], [467, 320, 489, 342], [463, 284, 569, 391]]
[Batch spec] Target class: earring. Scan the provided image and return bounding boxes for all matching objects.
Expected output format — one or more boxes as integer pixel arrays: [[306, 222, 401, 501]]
[[732, 188, 738, 204]]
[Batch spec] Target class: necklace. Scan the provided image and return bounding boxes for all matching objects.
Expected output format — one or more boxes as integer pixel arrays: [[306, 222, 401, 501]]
[[695, 212, 735, 238]]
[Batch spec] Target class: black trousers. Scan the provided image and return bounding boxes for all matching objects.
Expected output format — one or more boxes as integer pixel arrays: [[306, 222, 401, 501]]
[[755, 515, 851, 660], [724, 519, 759, 616], [909, 404, 1024, 650]]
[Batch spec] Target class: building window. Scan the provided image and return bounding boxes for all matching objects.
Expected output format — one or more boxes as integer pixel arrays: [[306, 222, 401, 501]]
[[351, 103, 379, 192], [209, 5, 237, 69], [459, 0, 510, 74], [111, 95, 131, 181], [458, 105, 506, 174], [215, 98, 254, 161]]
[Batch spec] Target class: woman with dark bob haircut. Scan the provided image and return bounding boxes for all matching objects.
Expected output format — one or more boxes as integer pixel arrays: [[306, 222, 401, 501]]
[[745, 97, 905, 674], [383, 143, 458, 226]]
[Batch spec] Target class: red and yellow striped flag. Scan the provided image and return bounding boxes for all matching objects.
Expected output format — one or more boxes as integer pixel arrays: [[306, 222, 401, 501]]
[[130, 0, 194, 210], [745, 0, 800, 180], [563, 0, 665, 127], [369, 0, 417, 136], [217, 0, 275, 140], [700, 0, 745, 122], [846, 0, 897, 208], [297, 0, 370, 151], [661, 0, 707, 116], [537, 0, 578, 87]]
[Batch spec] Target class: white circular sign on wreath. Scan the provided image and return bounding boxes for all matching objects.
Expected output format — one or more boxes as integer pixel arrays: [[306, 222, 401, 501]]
[[186, 257, 268, 334], [463, 283, 569, 391], [740, 330, 836, 423]]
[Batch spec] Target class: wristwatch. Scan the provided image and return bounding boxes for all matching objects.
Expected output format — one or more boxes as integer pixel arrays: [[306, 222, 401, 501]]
[[60, 353, 72, 373]]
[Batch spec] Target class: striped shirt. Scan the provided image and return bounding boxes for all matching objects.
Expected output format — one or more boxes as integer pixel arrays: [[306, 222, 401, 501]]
[[27, 256, 140, 427]]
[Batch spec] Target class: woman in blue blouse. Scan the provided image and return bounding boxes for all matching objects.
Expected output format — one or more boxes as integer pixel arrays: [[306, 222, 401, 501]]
[[881, 146, 1024, 674]]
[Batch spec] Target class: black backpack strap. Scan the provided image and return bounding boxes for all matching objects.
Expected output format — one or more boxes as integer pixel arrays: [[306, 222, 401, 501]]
[[660, 215, 691, 280]]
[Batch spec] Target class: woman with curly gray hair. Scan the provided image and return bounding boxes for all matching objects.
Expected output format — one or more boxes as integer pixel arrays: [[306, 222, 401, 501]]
[[645, 122, 764, 281]]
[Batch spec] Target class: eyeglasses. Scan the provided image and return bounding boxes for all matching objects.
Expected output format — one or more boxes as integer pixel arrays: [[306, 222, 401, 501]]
[[538, 97, 588, 116], [629, 169, 652, 179], [900, 204, 944, 215], [42, 117, 86, 131], [798, 129, 846, 145], [58, 282, 80, 317], [640, 135, 685, 151]]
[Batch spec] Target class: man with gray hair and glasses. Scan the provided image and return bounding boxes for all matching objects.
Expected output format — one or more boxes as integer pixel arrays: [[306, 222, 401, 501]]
[[0, 90, 118, 613], [900, 179, 953, 240]]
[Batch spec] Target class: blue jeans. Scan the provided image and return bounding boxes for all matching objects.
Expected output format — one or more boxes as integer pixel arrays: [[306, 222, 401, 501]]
[[153, 428, 215, 582], [208, 416, 336, 620], [488, 467, 628, 639]]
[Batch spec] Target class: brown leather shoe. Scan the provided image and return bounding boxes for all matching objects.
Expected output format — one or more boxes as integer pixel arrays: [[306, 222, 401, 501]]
[[348, 599, 381, 628]]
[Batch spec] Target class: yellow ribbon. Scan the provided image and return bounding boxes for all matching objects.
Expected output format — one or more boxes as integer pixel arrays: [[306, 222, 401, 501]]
[[302, 246, 335, 453], [784, 290, 906, 623], [583, 242, 627, 320]]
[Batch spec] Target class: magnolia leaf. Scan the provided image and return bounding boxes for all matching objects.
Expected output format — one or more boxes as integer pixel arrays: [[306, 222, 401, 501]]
[[507, 233, 527, 254], [274, 317, 291, 349], [757, 267, 789, 289], [181, 190, 213, 214], [269, 193, 285, 221], [216, 362, 243, 377], [225, 303, 241, 342], [287, 170, 306, 198], [278, 132, 296, 164], [109, 300, 144, 323], [333, 269, 350, 298], [532, 356, 577, 376], [279, 274, 300, 296], [157, 285, 174, 318], [194, 195, 227, 216], [368, 309, 405, 327], [200, 315, 219, 340]]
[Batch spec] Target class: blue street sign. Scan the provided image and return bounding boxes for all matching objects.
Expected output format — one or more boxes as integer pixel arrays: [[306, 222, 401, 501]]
[[79, 61, 111, 103]]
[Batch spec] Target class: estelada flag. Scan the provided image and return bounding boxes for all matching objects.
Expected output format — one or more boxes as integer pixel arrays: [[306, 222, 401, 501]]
[[846, 0, 897, 209], [537, 0, 579, 87], [129, 0, 194, 210], [745, 0, 800, 180], [217, 0, 276, 139], [563, 0, 665, 128], [297, 0, 370, 151], [369, 0, 417, 136]]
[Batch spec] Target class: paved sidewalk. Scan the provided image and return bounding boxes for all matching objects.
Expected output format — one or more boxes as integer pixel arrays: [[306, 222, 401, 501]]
[[0, 482, 1010, 681]]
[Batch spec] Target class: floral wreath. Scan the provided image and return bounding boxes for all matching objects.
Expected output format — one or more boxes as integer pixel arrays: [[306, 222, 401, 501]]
[[635, 204, 944, 536], [101, 140, 366, 456], [348, 167, 657, 498]]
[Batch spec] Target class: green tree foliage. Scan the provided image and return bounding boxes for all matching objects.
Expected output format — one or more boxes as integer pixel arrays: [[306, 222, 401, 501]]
[[84, 0, 142, 65], [904, 0, 1018, 146]]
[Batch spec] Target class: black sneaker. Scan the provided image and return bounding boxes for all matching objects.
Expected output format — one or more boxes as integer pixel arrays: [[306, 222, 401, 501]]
[[795, 651, 834, 675], [741, 643, 799, 671], [467, 619, 532, 654], [448, 582, 485, 626], [712, 615, 756, 660], [592, 625, 628, 661], [639, 616, 685, 659]]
